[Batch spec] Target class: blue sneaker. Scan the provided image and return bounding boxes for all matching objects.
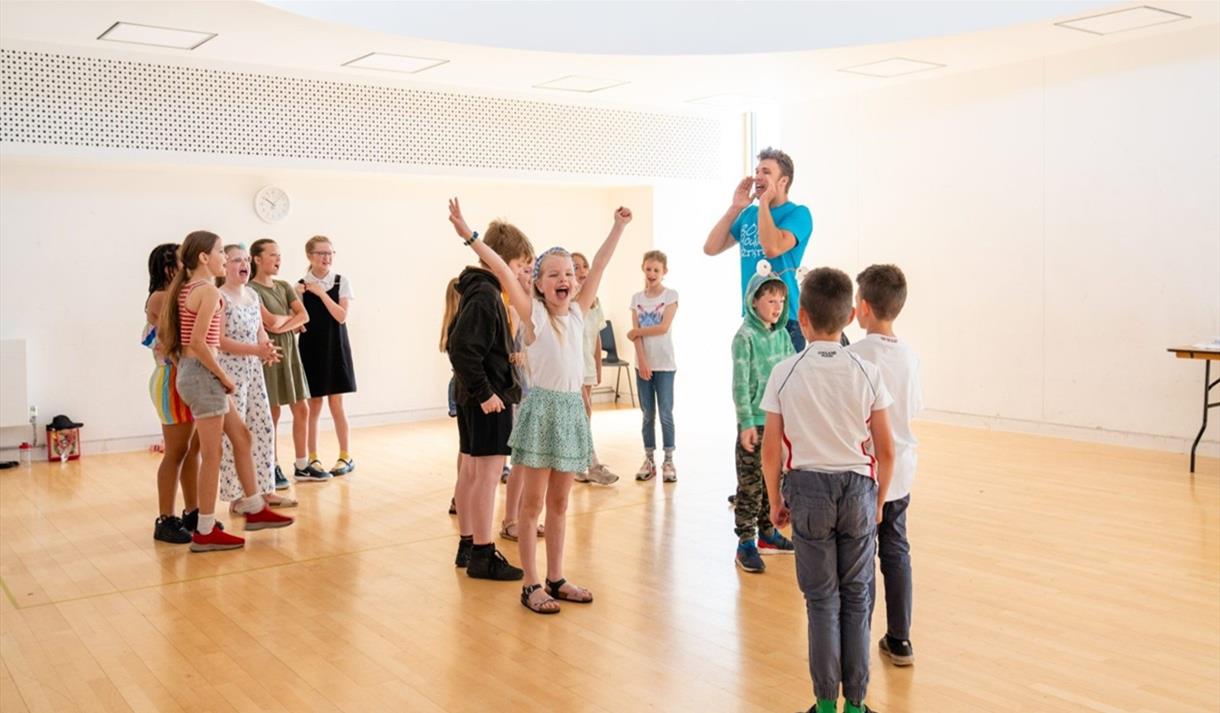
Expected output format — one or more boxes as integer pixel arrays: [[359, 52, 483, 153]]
[[757, 527, 795, 555], [735, 540, 765, 573]]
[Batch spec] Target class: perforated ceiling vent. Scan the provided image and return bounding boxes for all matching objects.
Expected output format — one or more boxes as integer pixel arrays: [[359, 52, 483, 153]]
[[0, 49, 721, 179]]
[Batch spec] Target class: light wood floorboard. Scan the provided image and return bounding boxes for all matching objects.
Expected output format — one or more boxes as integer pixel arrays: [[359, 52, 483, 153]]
[[1, 407, 1217, 712]]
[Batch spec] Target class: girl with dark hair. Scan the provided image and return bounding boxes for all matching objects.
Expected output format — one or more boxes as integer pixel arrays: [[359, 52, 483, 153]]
[[144, 242, 199, 543]]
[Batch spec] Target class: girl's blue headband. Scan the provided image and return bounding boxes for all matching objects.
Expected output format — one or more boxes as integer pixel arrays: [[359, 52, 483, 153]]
[[532, 247, 570, 280]]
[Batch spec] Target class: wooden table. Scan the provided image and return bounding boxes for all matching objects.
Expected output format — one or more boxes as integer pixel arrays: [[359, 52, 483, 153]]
[[1168, 346, 1220, 472]]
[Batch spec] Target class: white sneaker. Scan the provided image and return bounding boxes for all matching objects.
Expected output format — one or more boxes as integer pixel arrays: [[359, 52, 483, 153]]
[[662, 459, 677, 482], [586, 464, 620, 485], [635, 458, 656, 481], [574, 470, 590, 482]]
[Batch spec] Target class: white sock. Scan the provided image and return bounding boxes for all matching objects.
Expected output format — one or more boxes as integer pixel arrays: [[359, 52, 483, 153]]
[[294, 457, 308, 470], [236, 494, 265, 514], [197, 514, 215, 535]]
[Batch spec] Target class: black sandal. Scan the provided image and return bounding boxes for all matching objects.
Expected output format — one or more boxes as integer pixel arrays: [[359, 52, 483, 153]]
[[546, 578, 593, 604], [521, 583, 560, 615]]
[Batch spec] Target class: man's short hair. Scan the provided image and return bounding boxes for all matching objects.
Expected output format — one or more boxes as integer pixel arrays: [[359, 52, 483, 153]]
[[856, 264, 908, 321], [758, 147, 795, 191], [799, 267, 853, 333], [484, 221, 535, 263]]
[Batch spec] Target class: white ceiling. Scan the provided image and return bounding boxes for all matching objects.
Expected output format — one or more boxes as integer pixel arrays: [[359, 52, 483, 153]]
[[1, 1, 1216, 112], [265, 1, 1115, 55]]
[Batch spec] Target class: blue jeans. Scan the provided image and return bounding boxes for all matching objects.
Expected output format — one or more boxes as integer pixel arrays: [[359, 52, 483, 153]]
[[783, 469, 878, 703], [636, 369, 675, 451], [786, 318, 806, 352], [869, 495, 912, 640]]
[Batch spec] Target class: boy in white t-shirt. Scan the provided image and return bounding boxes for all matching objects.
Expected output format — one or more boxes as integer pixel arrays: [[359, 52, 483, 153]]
[[846, 264, 922, 668], [761, 267, 895, 713]]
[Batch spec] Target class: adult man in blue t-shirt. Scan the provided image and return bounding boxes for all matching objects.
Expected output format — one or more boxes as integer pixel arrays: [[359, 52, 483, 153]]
[[705, 147, 813, 351]]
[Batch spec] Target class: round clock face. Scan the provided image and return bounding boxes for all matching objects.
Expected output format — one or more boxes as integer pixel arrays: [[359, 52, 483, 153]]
[[254, 186, 290, 223]]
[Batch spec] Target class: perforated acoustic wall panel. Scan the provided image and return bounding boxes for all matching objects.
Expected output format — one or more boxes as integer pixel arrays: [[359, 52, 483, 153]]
[[0, 49, 721, 179]]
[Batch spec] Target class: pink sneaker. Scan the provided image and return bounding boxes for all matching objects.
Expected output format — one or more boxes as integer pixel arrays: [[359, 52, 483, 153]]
[[190, 527, 245, 552], [243, 507, 294, 531]]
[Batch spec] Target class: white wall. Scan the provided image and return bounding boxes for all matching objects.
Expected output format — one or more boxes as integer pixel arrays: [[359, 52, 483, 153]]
[[0, 159, 655, 450], [779, 26, 1220, 453]]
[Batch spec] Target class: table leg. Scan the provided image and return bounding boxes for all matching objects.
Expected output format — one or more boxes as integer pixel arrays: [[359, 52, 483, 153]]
[[1191, 360, 1212, 473]]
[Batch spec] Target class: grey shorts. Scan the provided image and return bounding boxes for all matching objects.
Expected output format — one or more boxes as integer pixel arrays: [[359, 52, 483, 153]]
[[175, 357, 230, 419]]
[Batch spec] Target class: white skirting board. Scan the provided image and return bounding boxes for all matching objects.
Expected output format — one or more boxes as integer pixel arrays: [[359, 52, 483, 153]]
[[917, 410, 1219, 458]]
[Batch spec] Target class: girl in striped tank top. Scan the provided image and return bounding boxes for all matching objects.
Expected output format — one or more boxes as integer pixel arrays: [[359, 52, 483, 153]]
[[159, 231, 294, 552]]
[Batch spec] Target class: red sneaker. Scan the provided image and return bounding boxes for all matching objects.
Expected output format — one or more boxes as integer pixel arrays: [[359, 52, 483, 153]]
[[243, 506, 294, 531], [190, 527, 245, 552]]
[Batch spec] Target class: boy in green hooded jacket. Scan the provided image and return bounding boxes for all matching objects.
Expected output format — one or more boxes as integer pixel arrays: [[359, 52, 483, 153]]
[[731, 270, 797, 572]]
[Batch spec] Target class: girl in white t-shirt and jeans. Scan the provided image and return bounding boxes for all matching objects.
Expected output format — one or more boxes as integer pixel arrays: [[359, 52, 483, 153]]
[[448, 197, 632, 615], [627, 250, 679, 482]]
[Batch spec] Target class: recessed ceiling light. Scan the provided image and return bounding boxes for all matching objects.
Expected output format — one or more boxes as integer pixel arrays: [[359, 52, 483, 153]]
[[342, 52, 449, 74], [1055, 5, 1189, 36], [98, 21, 216, 50], [685, 93, 768, 108], [533, 75, 628, 93], [838, 57, 946, 78]]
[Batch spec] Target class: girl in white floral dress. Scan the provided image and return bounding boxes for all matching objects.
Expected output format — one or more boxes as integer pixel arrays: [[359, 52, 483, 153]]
[[218, 245, 296, 508]]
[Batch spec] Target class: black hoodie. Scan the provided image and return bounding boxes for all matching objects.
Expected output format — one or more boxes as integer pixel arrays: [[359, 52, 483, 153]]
[[447, 266, 522, 406]]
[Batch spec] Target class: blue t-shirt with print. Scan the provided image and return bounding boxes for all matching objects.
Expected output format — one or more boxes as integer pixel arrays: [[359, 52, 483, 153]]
[[730, 201, 812, 321]]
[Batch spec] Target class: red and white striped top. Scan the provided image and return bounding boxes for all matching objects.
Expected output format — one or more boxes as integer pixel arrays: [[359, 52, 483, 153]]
[[178, 281, 223, 348]]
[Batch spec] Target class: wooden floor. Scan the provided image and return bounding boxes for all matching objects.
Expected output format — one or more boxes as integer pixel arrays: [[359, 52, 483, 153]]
[[1, 408, 1217, 713]]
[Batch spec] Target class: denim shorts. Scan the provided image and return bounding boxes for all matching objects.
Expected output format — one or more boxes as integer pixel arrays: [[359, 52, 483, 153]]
[[175, 356, 230, 419]]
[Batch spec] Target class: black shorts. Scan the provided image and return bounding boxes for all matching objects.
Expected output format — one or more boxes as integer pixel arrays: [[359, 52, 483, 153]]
[[456, 400, 513, 457]]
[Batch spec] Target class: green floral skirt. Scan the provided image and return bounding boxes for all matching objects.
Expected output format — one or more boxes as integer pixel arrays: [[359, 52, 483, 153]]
[[509, 388, 592, 474]]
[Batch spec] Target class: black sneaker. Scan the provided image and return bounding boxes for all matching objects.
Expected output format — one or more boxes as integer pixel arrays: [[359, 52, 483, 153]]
[[455, 538, 473, 568], [295, 461, 332, 482], [153, 515, 191, 544], [274, 465, 290, 490], [879, 634, 914, 666], [466, 546, 524, 581], [181, 508, 223, 533]]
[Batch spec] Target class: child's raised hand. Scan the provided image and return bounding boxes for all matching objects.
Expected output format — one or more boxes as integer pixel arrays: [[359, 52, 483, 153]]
[[304, 281, 326, 297], [448, 197, 474, 241], [739, 427, 759, 453], [613, 206, 633, 226]]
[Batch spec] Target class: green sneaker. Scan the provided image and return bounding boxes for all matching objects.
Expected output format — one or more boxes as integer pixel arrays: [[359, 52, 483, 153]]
[[843, 701, 879, 713]]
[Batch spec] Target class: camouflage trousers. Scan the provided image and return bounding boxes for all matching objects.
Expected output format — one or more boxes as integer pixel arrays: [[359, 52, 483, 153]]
[[734, 424, 774, 541]]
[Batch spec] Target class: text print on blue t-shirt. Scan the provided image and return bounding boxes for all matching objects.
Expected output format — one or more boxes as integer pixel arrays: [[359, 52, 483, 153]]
[[738, 221, 764, 261]]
